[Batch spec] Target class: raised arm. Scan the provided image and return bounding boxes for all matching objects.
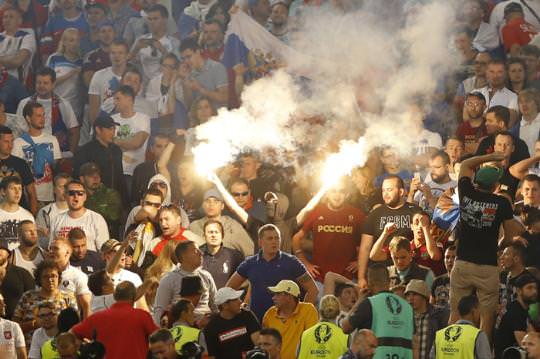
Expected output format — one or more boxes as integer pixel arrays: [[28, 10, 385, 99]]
[[419, 215, 441, 261], [208, 172, 248, 224], [295, 186, 327, 226], [156, 142, 175, 183], [369, 223, 396, 262], [459, 152, 506, 180], [509, 154, 540, 181]]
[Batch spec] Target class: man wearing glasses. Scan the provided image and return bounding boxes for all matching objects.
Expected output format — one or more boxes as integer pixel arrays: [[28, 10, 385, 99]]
[[456, 92, 487, 154], [28, 301, 58, 357], [226, 178, 267, 223], [49, 180, 110, 252]]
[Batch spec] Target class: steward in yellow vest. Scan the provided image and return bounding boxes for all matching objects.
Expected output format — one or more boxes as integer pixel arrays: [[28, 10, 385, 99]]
[[297, 294, 349, 359], [431, 295, 491, 359]]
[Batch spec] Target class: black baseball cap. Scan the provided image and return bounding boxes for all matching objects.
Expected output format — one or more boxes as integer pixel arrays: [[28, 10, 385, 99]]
[[94, 114, 120, 129]]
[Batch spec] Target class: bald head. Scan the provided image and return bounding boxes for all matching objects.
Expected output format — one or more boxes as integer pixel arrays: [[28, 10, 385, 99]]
[[352, 329, 378, 359]]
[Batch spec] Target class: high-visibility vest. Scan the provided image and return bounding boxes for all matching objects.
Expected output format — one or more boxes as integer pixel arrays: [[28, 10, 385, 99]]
[[170, 324, 201, 353], [435, 323, 480, 359], [369, 292, 414, 359], [297, 321, 349, 359], [41, 338, 60, 359]]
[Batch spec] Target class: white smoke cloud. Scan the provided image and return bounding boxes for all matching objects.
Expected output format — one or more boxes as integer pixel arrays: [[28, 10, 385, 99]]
[[193, 0, 460, 180]]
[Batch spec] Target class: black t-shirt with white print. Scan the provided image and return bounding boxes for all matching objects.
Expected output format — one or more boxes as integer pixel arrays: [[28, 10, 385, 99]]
[[362, 202, 420, 240], [456, 177, 513, 266]]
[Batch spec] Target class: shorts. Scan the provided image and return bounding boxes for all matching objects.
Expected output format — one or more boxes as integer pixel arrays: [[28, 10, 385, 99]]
[[450, 259, 499, 314]]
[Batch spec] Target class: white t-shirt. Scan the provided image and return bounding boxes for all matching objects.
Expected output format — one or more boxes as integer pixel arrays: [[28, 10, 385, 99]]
[[131, 34, 180, 81], [15, 96, 79, 157], [111, 268, 142, 287], [91, 293, 115, 313], [0, 318, 25, 356], [0, 206, 34, 249], [0, 29, 35, 80], [88, 66, 122, 113], [29, 327, 52, 358], [49, 209, 109, 252], [60, 264, 91, 296], [519, 113, 540, 156], [36, 202, 68, 233], [12, 133, 62, 202], [112, 112, 150, 175]]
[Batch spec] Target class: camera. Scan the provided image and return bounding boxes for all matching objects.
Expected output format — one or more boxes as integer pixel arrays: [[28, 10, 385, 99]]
[[78, 340, 106, 359], [179, 341, 204, 359], [502, 346, 527, 359], [245, 347, 269, 359]]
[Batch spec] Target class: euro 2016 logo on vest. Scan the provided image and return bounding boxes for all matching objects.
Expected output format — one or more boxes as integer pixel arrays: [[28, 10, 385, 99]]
[[444, 326, 463, 342], [314, 324, 333, 344], [171, 326, 183, 342], [385, 295, 402, 315]]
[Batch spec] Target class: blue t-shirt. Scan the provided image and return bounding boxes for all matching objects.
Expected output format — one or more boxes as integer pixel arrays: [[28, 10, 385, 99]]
[[40, 13, 89, 55], [236, 251, 307, 321]]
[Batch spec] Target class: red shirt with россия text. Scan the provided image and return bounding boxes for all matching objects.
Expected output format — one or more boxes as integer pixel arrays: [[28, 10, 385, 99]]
[[302, 203, 365, 281]]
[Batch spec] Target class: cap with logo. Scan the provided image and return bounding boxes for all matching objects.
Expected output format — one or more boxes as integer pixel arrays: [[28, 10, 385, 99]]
[[268, 280, 300, 297]]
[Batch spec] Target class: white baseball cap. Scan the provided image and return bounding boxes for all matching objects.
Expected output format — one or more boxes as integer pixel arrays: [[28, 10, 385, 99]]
[[215, 287, 244, 306]]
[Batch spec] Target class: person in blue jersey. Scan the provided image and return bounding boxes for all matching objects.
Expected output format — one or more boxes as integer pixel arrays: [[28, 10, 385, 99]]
[[39, 0, 89, 62], [47, 28, 84, 119]]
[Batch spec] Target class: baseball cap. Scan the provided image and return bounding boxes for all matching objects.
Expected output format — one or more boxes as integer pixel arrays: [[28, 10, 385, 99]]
[[203, 189, 223, 202], [475, 166, 503, 187], [79, 162, 101, 177], [504, 2, 523, 18], [405, 279, 430, 299], [215, 287, 244, 305], [100, 239, 121, 253], [268, 280, 300, 297], [94, 114, 120, 129]]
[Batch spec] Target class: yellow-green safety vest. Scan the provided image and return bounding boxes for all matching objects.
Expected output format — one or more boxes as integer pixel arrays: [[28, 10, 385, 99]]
[[41, 338, 60, 359], [435, 323, 480, 359], [170, 324, 201, 354], [297, 321, 349, 359]]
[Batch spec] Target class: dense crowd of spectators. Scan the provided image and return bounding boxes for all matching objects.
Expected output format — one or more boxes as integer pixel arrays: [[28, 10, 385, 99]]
[[5, 0, 540, 358]]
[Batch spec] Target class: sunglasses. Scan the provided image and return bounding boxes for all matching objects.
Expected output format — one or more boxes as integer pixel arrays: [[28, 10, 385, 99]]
[[232, 191, 249, 197], [67, 190, 86, 197], [144, 200, 161, 208]]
